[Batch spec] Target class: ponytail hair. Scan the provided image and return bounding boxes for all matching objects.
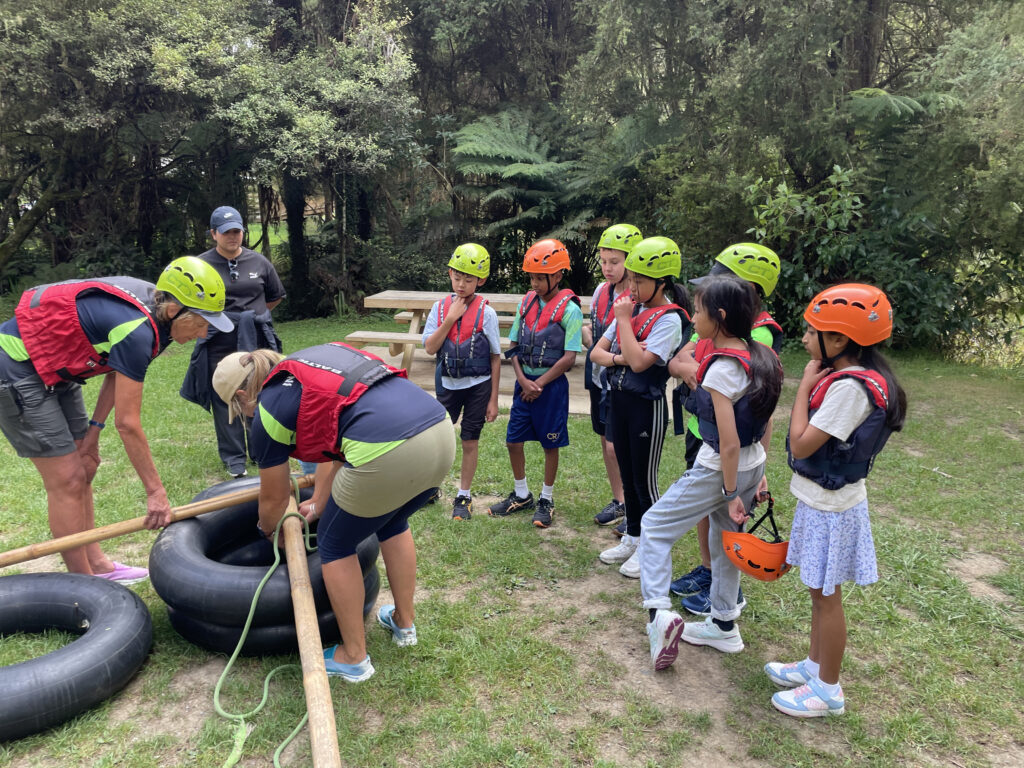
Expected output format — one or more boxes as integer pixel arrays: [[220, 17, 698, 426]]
[[659, 276, 693, 317], [843, 342, 907, 431], [695, 275, 782, 420]]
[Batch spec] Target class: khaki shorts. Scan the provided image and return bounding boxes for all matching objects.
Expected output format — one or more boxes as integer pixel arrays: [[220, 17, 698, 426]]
[[0, 375, 88, 458], [331, 417, 456, 518]]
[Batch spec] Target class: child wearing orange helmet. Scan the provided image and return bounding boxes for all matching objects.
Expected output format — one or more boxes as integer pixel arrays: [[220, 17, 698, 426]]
[[488, 239, 583, 528], [766, 283, 907, 718]]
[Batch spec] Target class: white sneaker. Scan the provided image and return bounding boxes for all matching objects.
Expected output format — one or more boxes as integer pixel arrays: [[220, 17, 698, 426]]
[[646, 609, 684, 670], [681, 616, 744, 653], [618, 549, 641, 579], [599, 534, 637, 564]]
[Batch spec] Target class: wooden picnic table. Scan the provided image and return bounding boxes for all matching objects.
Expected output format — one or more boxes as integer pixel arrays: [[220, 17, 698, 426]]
[[362, 290, 593, 370]]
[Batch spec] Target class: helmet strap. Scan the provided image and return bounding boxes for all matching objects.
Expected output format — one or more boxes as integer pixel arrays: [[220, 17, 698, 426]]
[[817, 330, 849, 369]]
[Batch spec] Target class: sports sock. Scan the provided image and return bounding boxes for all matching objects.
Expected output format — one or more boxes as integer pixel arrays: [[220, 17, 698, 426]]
[[712, 618, 734, 632], [540, 483, 554, 501], [457, 488, 471, 498], [649, 609, 657, 622], [814, 676, 842, 699], [514, 477, 529, 498], [803, 657, 820, 678]]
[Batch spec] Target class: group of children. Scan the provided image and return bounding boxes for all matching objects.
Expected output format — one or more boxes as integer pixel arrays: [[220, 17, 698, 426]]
[[422, 227, 907, 720]]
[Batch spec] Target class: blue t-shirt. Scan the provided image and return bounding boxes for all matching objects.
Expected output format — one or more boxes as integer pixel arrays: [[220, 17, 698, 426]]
[[509, 295, 584, 377], [251, 374, 447, 469], [0, 293, 170, 382]]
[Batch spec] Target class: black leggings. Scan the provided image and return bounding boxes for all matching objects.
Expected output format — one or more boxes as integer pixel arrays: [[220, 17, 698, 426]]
[[607, 390, 668, 538]]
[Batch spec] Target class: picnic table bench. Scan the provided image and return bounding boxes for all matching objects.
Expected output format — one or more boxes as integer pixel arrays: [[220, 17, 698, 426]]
[[358, 290, 592, 370]]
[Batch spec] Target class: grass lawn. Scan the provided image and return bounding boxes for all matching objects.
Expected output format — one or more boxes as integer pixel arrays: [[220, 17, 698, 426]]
[[1, 316, 1022, 767]]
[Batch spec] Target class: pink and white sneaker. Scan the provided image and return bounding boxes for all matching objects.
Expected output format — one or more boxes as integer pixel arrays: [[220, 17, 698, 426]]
[[771, 678, 845, 718], [93, 562, 149, 585]]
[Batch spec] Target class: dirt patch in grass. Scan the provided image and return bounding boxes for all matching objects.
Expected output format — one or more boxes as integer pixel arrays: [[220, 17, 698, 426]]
[[949, 552, 1013, 605]]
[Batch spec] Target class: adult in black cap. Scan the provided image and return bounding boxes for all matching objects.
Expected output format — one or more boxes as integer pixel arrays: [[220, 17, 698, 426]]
[[180, 205, 287, 477]]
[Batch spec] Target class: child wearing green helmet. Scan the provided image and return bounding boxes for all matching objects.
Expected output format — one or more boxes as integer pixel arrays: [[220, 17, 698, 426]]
[[667, 243, 784, 615], [590, 236, 692, 578], [422, 244, 502, 520], [583, 224, 642, 530]]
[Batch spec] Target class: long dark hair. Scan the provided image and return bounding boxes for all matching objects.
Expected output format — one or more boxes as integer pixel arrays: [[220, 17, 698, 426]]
[[695, 275, 782, 420], [842, 342, 907, 431], [657, 276, 693, 316]]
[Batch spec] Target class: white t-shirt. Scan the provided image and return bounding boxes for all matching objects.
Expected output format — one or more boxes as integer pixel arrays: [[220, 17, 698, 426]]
[[695, 356, 767, 472], [602, 310, 683, 368], [422, 299, 502, 390], [789, 368, 875, 511]]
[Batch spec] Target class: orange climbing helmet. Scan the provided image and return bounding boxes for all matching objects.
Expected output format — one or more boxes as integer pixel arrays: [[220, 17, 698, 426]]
[[804, 283, 894, 346], [523, 239, 570, 274], [721, 493, 792, 582]]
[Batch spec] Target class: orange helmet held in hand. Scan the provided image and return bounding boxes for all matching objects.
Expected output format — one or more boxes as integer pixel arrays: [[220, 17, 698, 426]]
[[523, 239, 570, 274], [721, 493, 792, 582]]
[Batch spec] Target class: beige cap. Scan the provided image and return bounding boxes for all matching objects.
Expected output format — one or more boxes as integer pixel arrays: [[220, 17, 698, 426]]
[[213, 352, 255, 423]]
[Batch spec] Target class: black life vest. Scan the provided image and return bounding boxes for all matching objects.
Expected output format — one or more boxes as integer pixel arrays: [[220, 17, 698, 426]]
[[787, 370, 891, 490], [602, 303, 687, 400], [685, 339, 770, 452], [512, 289, 579, 369], [438, 294, 491, 378], [584, 282, 618, 391]]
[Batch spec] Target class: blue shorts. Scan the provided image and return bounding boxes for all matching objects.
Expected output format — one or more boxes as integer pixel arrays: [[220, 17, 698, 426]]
[[506, 373, 569, 450], [317, 486, 439, 563]]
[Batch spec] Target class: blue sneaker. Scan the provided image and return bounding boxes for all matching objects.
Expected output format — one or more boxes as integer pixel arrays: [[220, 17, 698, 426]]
[[322, 646, 375, 682], [377, 604, 417, 647], [680, 586, 746, 616], [771, 678, 845, 718], [765, 659, 813, 688], [669, 564, 712, 596]]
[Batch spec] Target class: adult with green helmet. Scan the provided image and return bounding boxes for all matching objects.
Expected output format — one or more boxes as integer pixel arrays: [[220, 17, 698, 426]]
[[590, 235, 693, 578], [667, 241, 783, 615], [181, 206, 286, 479], [0, 257, 231, 583], [587, 223, 643, 530]]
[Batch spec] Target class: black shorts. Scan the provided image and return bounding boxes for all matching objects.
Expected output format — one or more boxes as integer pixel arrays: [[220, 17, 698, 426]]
[[437, 379, 491, 441], [589, 386, 610, 436]]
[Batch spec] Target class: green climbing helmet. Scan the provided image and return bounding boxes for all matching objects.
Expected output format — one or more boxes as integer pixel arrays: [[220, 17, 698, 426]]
[[597, 223, 643, 254], [625, 236, 681, 279], [714, 243, 781, 297], [448, 243, 490, 278], [157, 256, 233, 331]]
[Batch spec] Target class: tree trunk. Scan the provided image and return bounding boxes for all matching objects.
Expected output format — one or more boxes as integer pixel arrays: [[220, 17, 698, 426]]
[[844, 0, 890, 91], [283, 171, 309, 316]]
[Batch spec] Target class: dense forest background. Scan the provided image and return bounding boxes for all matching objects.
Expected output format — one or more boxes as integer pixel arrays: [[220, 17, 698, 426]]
[[1, 0, 1022, 350]]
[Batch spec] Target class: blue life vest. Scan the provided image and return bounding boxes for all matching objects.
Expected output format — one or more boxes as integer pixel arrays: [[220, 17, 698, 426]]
[[513, 289, 579, 369], [603, 303, 687, 400], [685, 340, 770, 452], [438, 294, 491, 378], [787, 370, 891, 490]]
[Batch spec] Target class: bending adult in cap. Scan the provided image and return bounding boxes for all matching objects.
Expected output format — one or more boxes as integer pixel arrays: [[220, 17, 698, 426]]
[[181, 205, 286, 478], [213, 343, 455, 682], [0, 257, 233, 582]]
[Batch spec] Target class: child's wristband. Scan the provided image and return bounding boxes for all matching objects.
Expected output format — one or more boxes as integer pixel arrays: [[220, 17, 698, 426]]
[[721, 485, 739, 500], [89, 420, 105, 430]]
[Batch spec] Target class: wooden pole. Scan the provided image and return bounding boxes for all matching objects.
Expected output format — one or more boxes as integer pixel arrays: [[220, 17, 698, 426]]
[[281, 500, 342, 768], [0, 475, 315, 569]]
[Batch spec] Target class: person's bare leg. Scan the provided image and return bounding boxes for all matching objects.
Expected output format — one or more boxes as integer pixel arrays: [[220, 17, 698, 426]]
[[322, 555, 368, 664], [543, 447, 559, 487], [460, 439, 479, 490], [508, 442, 526, 481], [379, 528, 417, 628], [601, 436, 623, 501], [810, 585, 846, 685], [31, 453, 112, 575], [697, 516, 711, 569]]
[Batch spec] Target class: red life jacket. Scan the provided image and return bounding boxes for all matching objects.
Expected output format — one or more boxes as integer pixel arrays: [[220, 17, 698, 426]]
[[514, 288, 579, 369], [264, 342, 407, 463], [604, 304, 687, 399], [590, 282, 617, 340], [438, 294, 491, 378], [787, 369, 892, 490], [15, 277, 161, 386], [753, 311, 784, 354]]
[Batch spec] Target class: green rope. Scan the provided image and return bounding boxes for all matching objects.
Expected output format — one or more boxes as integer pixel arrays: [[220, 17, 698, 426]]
[[213, 502, 321, 768]]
